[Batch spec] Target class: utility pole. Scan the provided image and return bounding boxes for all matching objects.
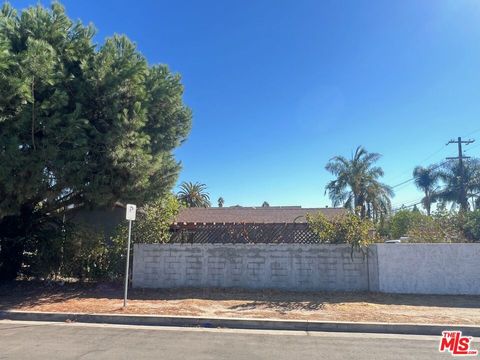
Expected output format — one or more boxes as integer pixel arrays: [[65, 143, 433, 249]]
[[446, 137, 475, 211]]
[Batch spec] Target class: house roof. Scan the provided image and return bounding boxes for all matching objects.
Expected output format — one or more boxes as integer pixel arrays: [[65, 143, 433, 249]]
[[174, 207, 346, 224]]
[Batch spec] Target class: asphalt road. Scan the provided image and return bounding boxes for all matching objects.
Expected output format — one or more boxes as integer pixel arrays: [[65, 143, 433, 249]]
[[0, 320, 462, 359]]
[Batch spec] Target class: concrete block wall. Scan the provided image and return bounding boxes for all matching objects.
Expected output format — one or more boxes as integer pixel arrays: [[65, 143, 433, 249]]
[[133, 243, 370, 291], [132, 243, 480, 295]]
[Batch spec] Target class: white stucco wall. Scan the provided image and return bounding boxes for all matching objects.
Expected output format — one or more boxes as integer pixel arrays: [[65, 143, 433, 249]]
[[375, 244, 480, 295]]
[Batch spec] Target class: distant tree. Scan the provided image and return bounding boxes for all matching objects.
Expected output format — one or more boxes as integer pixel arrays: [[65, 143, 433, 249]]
[[0, 3, 191, 281], [262, 201, 270, 207], [436, 159, 480, 212], [325, 146, 393, 219], [413, 165, 440, 216], [218, 197, 224, 207], [389, 209, 424, 239], [177, 182, 211, 207]]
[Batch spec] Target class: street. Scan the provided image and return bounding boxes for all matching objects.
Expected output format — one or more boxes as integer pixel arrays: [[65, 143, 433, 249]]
[[0, 320, 459, 359]]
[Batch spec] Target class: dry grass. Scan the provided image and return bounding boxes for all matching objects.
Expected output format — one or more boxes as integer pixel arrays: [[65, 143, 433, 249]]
[[1, 281, 479, 325]]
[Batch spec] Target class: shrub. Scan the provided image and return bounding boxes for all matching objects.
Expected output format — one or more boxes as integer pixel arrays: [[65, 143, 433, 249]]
[[406, 210, 466, 243], [461, 210, 480, 242], [307, 211, 378, 254], [388, 210, 425, 239], [60, 225, 110, 280], [22, 222, 110, 280], [108, 194, 180, 278]]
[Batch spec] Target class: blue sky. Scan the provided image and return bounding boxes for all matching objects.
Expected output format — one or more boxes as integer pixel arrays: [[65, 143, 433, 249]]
[[9, 0, 480, 208]]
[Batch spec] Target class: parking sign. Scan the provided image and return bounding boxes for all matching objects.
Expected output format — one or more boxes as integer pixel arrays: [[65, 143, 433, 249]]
[[126, 204, 136, 221]]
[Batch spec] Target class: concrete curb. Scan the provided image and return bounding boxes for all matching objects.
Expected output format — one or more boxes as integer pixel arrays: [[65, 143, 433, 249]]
[[1, 310, 479, 337]]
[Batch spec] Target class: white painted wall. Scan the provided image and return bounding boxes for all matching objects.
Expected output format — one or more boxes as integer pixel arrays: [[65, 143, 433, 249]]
[[375, 243, 480, 295]]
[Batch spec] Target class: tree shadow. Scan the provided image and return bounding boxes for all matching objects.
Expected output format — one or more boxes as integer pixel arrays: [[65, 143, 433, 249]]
[[228, 300, 325, 314], [1, 280, 479, 311]]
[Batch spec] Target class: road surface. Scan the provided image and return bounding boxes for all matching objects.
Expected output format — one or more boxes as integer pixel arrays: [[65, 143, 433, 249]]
[[0, 320, 461, 359]]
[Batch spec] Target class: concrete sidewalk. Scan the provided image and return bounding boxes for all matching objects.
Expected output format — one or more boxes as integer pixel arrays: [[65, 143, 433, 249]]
[[1, 310, 479, 337]]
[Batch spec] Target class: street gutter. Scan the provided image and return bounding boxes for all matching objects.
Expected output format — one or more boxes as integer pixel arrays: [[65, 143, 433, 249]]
[[1, 310, 479, 337]]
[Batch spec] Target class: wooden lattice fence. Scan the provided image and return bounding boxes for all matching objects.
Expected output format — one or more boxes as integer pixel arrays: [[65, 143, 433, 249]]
[[170, 223, 320, 244]]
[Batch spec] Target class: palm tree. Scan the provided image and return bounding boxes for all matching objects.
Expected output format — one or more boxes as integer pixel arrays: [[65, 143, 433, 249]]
[[436, 159, 480, 211], [365, 180, 392, 221], [177, 182, 211, 208], [325, 146, 393, 219], [412, 165, 440, 216], [218, 197, 224, 207]]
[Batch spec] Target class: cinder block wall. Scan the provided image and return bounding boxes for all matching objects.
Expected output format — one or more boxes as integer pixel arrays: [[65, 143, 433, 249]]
[[133, 243, 480, 294], [132, 243, 371, 291]]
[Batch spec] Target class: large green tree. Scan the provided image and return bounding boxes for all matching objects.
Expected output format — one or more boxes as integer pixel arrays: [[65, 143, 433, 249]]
[[0, 2, 191, 280], [325, 146, 393, 219]]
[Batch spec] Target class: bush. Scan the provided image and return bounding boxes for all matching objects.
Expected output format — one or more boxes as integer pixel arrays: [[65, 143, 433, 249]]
[[22, 222, 110, 280], [60, 226, 110, 280], [406, 209, 466, 243], [1, 194, 180, 282], [463, 210, 480, 242], [388, 210, 425, 239], [307, 211, 378, 254], [108, 194, 180, 278]]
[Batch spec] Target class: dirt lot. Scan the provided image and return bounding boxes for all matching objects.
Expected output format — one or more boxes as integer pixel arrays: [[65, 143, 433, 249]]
[[1, 281, 479, 325]]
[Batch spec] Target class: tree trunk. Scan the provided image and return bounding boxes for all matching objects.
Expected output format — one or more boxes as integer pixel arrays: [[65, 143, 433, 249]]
[[425, 192, 431, 216]]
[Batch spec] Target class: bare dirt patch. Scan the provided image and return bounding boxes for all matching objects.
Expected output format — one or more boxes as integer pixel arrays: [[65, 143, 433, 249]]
[[1, 281, 479, 325]]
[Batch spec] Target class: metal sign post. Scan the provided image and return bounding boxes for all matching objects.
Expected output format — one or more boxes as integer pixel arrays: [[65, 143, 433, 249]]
[[123, 204, 136, 307]]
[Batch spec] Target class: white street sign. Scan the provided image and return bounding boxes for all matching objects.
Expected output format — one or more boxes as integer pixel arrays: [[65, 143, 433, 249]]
[[126, 204, 137, 221]]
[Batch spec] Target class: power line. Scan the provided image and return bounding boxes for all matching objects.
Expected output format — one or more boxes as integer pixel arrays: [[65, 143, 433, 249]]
[[388, 133, 478, 190], [392, 201, 422, 212], [392, 198, 423, 211], [464, 127, 480, 138], [390, 178, 414, 189], [385, 144, 448, 185], [390, 160, 451, 189], [464, 142, 480, 153]]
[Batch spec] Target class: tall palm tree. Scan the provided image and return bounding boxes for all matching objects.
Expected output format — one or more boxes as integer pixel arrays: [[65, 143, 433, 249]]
[[325, 146, 393, 219], [217, 197, 224, 207], [436, 159, 480, 211], [177, 182, 211, 208], [365, 180, 392, 221], [412, 165, 440, 216]]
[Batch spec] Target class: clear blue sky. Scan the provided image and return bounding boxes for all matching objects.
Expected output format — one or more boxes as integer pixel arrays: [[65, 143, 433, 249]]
[[10, 0, 480, 208]]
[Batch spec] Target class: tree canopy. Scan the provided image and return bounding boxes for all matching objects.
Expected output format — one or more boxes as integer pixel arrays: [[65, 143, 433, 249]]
[[436, 159, 480, 211], [0, 2, 191, 279], [177, 181, 211, 207], [412, 165, 440, 216], [325, 146, 393, 219]]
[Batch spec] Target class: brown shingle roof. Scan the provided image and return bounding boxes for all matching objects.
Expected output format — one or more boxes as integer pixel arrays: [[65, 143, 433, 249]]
[[174, 207, 346, 224]]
